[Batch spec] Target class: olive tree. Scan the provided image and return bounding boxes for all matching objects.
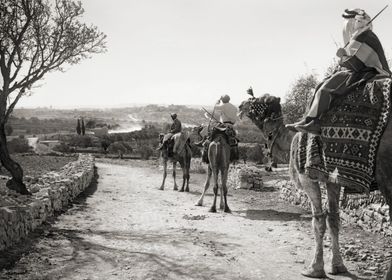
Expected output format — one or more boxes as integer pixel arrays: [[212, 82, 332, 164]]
[[282, 73, 319, 124], [0, 0, 106, 194]]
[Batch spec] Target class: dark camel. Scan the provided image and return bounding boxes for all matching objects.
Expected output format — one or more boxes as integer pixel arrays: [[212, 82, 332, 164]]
[[159, 132, 192, 192]]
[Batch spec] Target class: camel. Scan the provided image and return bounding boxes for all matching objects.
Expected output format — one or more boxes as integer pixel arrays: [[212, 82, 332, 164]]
[[159, 131, 192, 192], [239, 91, 392, 279], [195, 128, 232, 213]]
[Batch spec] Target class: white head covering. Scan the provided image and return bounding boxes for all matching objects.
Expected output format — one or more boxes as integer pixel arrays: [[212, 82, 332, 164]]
[[342, 9, 372, 45]]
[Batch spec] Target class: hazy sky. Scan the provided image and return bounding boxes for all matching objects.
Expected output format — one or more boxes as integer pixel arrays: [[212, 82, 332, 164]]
[[17, 0, 392, 108]]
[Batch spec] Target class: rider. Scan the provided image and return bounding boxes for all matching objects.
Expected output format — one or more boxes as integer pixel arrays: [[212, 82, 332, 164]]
[[199, 94, 239, 161], [286, 8, 391, 135], [210, 94, 238, 126], [157, 113, 182, 151]]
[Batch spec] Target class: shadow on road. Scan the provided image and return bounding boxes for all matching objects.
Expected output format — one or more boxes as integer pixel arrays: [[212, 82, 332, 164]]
[[236, 209, 312, 222]]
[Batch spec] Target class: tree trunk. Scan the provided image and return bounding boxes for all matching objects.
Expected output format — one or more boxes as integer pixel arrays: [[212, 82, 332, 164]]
[[0, 122, 30, 195]]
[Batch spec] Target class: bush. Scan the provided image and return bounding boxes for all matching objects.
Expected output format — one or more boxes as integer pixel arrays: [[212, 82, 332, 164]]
[[238, 143, 265, 163], [69, 135, 93, 148], [138, 145, 154, 160], [53, 143, 75, 153], [8, 137, 31, 153], [107, 141, 133, 158]]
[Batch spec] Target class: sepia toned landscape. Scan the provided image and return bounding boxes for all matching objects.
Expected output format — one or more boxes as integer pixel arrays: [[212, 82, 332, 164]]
[[1, 1, 392, 280]]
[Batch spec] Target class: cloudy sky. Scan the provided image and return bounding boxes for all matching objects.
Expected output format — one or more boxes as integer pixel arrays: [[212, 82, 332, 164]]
[[17, 0, 392, 108]]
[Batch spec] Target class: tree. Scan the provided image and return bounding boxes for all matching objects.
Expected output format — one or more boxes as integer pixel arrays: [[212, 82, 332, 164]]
[[85, 119, 96, 129], [282, 73, 320, 124], [76, 118, 81, 135], [81, 118, 85, 135], [0, 0, 106, 194], [5, 124, 13, 136]]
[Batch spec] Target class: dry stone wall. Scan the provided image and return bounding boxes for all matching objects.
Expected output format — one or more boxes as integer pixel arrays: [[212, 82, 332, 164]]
[[227, 164, 391, 235], [0, 154, 95, 251], [279, 180, 392, 236]]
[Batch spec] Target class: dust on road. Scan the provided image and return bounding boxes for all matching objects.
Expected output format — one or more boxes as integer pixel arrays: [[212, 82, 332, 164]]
[[0, 159, 388, 279]]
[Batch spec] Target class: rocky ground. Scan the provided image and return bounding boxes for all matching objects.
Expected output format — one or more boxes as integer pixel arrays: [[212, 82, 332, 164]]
[[0, 158, 391, 279]]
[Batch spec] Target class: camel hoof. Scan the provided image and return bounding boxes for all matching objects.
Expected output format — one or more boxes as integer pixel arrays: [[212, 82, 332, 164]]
[[195, 201, 203, 206], [209, 207, 217, 213], [301, 268, 326, 278], [330, 264, 348, 275], [173, 187, 178, 191], [159, 186, 164, 191], [224, 207, 232, 213], [219, 205, 224, 210], [185, 188, 189, 192], [179, 188, 184, 192]]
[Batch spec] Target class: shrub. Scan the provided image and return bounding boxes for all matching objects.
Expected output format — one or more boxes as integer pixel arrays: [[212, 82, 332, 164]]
[[138, 145, 154, 160], [107, 141, 133, 158], [238, 143, 265, 163], [69, 135, 93, 148], [8, 137, 31, 153], [53, 143, 75, 153]]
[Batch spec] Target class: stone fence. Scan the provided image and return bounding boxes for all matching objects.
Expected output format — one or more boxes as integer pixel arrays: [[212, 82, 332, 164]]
[[228, 164, 289, 190], [279, 180, 392, 236], [0, 154, 95, 251], [226, 164, 391, 235]]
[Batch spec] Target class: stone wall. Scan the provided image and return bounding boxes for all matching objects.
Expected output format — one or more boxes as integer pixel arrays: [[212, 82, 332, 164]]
[[0, 154, 95, 251], [279, 180, 392, 236], [228, 164, 264, 190], [227, 164, 289, 190]]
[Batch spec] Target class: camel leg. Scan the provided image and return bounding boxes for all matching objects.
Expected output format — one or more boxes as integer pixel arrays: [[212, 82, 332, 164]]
[[302, 179, 327, 278], [196, 165, 212, 206], [219, 169, 225, 210], [209, 168, 219, 213], [179, 161, 185, 192], [185, 152, 191, 192], [184, 166, 190, 192], [159, 159, 167, 190], [172, 162, 178, 191], [222, 168, 231, 213], [326, 183, 347, 275]]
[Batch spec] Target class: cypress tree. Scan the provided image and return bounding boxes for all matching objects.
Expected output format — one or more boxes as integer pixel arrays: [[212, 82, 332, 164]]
[[76, 119, 81, 135], [81, 118, 86, 135]]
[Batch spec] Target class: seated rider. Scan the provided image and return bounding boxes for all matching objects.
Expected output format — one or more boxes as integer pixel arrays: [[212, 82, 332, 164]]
[[210, 94, 238, 128], [286, 8, 391, 135], [199, 94, 239, 161], [157, 113, 182, 151]]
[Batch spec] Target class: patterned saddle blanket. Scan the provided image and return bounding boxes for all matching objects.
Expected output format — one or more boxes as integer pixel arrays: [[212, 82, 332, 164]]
[[298, 77, 392, 193]]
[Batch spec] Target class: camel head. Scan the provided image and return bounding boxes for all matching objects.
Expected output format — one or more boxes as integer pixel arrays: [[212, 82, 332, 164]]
[[238, 92, 282, 124]]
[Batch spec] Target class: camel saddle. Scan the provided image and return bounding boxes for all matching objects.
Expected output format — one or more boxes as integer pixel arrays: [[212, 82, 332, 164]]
[[201, 125, 239, 163], [298, 77, 392, 193]]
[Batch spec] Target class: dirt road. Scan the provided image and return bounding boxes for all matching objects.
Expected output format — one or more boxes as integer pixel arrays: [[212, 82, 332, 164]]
[[0, 159, 390, 279]]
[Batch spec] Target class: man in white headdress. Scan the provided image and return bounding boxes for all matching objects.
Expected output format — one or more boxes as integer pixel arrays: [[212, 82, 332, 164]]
[[286, 8, 391, 135]]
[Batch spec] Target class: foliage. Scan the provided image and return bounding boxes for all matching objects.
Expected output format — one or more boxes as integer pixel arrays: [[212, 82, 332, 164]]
[[81, 119, 85, 135], [137, 145, 154, 160], [0, 0, 106, 124], [107, 141, 133, 158], [282, 73, 320, 123], [52, 142, 75, 153], [69, 135, 93, 148], [8, 136, 31, 153], [76, 119, 81, 135], [238, 143, 265, 163]]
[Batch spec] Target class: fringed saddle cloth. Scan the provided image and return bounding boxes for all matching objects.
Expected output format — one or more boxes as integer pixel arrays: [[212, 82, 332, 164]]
[[298, 77, 392, 193]]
